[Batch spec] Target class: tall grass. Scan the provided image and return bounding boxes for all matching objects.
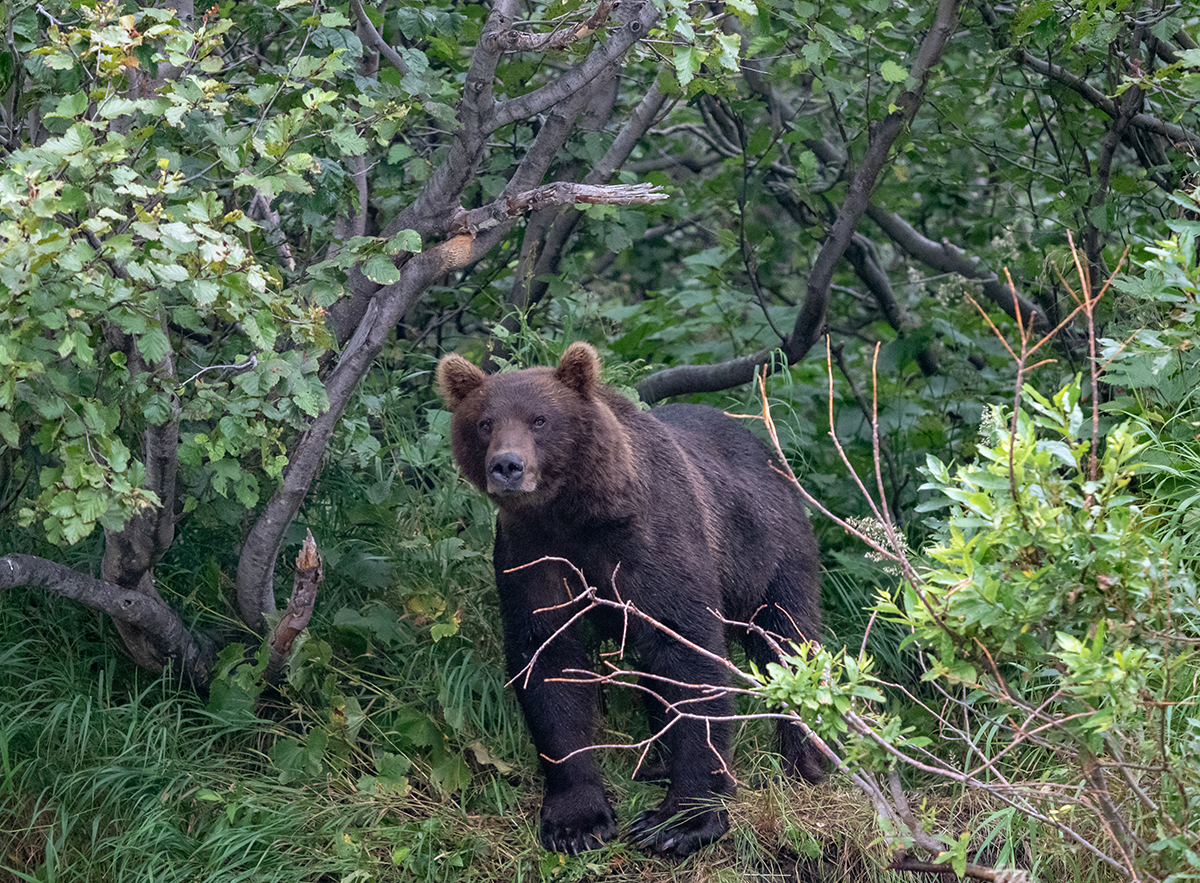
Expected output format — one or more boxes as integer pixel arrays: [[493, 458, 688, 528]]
[[0, 593, 363, 882]]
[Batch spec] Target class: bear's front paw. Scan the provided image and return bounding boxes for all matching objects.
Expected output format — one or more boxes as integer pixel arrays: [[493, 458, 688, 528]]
[[539, 787, 617, 855], [630, 799, 729, 858]]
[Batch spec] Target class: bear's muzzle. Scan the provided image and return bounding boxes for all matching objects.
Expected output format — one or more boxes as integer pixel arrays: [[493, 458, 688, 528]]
[[487, 452, 534, 494]]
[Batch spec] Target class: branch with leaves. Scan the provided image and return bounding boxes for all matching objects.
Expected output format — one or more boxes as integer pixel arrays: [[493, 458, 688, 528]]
[[637, 0, 961, 403], [235, 0, 664, 627]]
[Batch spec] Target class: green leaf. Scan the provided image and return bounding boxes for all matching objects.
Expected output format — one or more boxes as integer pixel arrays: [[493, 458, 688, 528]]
[[134, 325, 171, 364], [880, 59, 907, 83], [386, 229, 421, 254], [49, 92, 88, 119], [0, 412, 19, 447], [362, 254, 402, 284], [673, 45, 697, 89]]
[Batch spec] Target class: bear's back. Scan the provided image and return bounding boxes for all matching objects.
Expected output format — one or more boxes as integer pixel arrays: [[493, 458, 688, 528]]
[[639, 402, 814, 614]]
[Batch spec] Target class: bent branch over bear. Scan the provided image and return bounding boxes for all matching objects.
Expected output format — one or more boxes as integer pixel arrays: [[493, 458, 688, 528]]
[[437, 342, 825, 857]]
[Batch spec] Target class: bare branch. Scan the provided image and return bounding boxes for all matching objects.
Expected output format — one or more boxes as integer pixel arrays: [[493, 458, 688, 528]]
[[98, 312, 183, 669], [492, 2, 660, 130], [249, 191, 296, 273], [977, 1, 1200, 149], [0, 554, 214, 683], [785, 0, 960, 361], [350, 0, 410, 77], [864, 203, 1050, 332], [493, 0, 615, 53], [450, 182, 667, 236], [237, 221, 516, 622], [635, 0, 961, 401]]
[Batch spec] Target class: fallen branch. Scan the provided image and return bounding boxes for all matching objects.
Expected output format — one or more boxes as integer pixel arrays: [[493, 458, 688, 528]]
[[0, 553, 214, 684]]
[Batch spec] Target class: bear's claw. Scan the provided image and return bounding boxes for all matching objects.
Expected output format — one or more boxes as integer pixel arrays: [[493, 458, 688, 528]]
[[630, 802, 729, 858], [539, 789, 617, 855]]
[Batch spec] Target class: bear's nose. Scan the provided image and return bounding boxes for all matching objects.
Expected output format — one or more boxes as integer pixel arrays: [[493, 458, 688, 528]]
[[488, 453, 525, 487]]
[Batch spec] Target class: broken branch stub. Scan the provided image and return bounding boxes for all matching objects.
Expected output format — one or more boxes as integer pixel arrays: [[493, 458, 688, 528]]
[[264, 529, 322, 684]]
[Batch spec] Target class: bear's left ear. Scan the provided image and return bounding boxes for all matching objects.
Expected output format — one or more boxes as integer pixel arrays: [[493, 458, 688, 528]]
[[555, 342, 601, 397], [437, 353, 486, 411]]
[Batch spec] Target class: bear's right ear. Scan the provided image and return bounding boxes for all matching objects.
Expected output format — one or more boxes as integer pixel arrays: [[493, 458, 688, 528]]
[[555, 341, 601, 397], [437, 353, 486, 412]]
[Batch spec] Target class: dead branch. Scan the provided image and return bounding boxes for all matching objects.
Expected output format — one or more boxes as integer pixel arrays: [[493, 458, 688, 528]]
[[264, 529, 322, 685], [449, 182, 667, 236], [493, 0, 614, 53]]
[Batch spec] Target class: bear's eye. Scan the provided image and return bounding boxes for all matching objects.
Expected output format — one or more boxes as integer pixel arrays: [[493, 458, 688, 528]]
[[478, 418, 493, 436], [532, 416, 546, 429]]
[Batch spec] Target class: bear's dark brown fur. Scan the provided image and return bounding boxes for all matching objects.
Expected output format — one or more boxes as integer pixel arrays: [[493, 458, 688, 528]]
[[437, 342, 824, 857]]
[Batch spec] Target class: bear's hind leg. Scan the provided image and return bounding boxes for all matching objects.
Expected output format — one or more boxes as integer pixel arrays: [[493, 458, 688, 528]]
[[744, 563, 828, 784]]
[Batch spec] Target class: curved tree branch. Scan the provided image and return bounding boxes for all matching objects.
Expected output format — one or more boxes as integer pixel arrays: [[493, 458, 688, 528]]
[[864, 203, 1050, 331], [350, 0, 410, 77], [492, 3, 660, 130], [637, 0, 961, 402], [236, 0, 663, 619], [381, 0, 516, 240], [1, 554, 214, 683], [977, 1, 1200, 149], [237, 222, 517, 623], [783, 0, 959, 361], [492, 0, 615, 53], [845, 233, 938, 376], [99, 313, 184, 669]]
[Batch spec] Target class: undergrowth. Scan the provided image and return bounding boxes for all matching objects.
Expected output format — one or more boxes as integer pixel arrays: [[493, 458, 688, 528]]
[[0, 356, 1127, 883]]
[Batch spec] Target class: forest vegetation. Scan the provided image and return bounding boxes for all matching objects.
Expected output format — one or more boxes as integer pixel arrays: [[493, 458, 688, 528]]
[[1, 0, 1199, 879]]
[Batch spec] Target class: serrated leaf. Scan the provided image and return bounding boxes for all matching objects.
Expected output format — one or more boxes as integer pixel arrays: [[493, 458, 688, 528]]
[[673, 45, 697, 89], [714, 31, 741, 73], [138, 326, 171, 364]]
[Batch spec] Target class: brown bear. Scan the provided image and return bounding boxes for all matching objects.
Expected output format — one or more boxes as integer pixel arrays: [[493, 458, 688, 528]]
[[436, 342, 824, 857]]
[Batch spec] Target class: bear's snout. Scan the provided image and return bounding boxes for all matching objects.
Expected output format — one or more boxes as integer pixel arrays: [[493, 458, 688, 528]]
[[487, 452, 529, 493]]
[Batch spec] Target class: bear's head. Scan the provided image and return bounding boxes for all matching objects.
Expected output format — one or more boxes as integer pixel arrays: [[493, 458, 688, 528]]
[[437, 342, 612, 513]]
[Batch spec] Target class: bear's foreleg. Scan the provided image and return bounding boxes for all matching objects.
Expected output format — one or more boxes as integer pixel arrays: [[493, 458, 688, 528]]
[[505, 620, 617, 855]]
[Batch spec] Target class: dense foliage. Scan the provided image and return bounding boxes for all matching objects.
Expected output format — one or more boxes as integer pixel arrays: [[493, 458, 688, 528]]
[[1, 0, 1199, 879]]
